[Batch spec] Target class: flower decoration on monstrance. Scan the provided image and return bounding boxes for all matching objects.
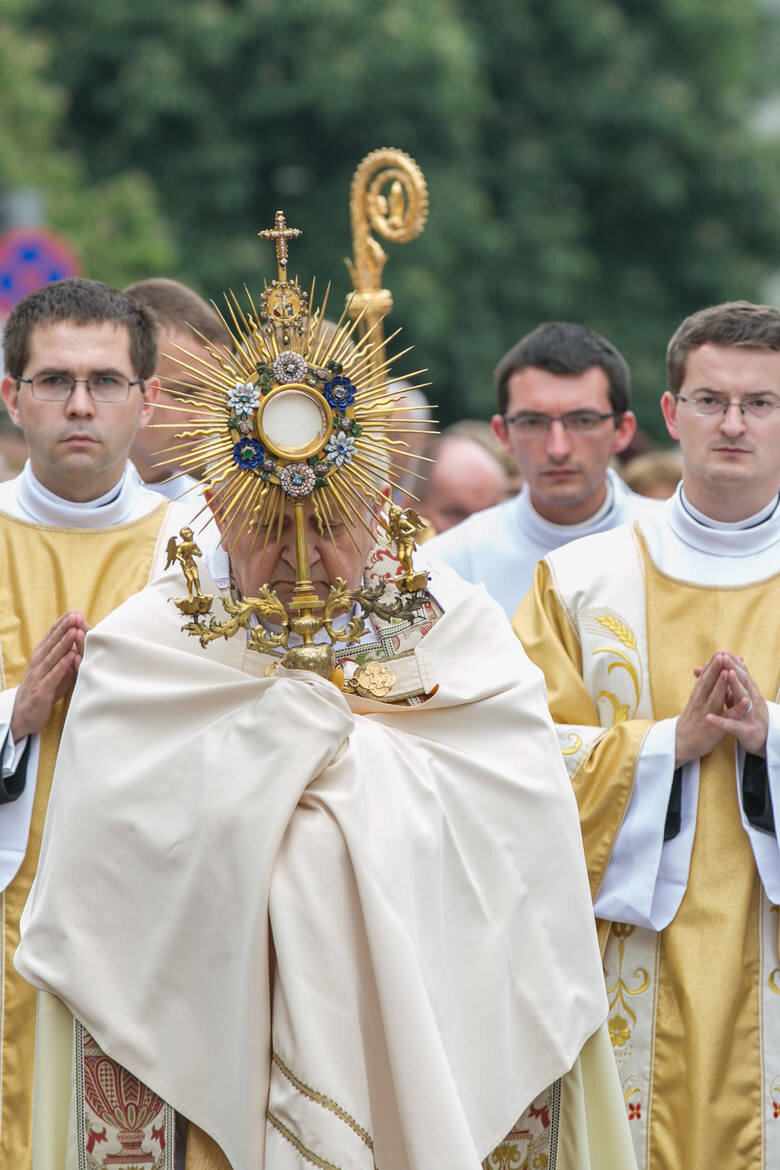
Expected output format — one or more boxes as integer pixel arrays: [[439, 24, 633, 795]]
[[232, 438, 266, 470], [324, 429, 356, 467], [227, 382, 260, 417], [279, 463, 316, 499], [323, 374, 357, 410], [161, 210, 429, 551]]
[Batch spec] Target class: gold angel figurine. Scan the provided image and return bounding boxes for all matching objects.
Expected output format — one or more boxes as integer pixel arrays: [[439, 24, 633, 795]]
[[167, 528, 216, 621], [166, 527, 205, 599], [386, 504, 429, 592]]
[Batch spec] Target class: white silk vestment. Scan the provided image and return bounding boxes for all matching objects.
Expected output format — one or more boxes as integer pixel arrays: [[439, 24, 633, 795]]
[[17, 552, 635, 1170], [514, 486, 780, 1170]]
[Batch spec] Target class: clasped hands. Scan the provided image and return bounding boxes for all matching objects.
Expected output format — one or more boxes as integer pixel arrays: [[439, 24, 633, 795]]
[[9, 611, 89, 741], [675, 650, 768, 766]]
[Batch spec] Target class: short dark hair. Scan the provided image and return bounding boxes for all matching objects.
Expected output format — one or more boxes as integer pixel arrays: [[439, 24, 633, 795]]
[[124, 277, 230, 347], [494, 322, 631, 416], [3, 277, 159, 379], [666, 300, 780, 393]]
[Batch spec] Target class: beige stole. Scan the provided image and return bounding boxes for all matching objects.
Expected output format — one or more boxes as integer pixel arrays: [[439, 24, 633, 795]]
[[0, 507, 168, 1166]]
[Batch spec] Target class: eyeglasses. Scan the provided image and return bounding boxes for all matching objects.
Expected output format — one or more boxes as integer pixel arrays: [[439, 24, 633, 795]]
[[503, 409, 619, 434], [675, 393, 780, 419], [17, 373, 144, 403]]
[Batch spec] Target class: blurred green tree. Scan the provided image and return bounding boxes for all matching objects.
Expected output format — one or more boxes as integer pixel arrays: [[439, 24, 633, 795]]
[[0, 0, 176, 289], [14, 0, 780, 439], [466, 0, 780, 437]]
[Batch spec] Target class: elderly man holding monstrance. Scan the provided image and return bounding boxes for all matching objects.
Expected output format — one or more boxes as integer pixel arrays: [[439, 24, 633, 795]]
[[17, 156, 635, 1170]]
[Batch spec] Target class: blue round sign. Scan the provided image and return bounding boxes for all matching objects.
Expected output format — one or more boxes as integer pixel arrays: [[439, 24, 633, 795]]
[[0, 226, 81, 316]]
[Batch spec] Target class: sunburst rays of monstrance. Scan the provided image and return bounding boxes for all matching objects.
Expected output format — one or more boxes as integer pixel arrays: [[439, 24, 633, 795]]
[[161, 149, 434, 681]]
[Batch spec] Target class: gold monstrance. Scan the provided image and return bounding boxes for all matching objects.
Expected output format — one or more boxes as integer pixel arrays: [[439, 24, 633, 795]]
[[165, 155, 432, 681]]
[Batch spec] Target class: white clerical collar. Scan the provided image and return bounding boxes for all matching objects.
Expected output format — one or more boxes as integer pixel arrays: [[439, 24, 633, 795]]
[[0, 460, 161, 527], [679, 486, 780, 530], [666, 484, 780, 558], [523, 468, 615, 537]]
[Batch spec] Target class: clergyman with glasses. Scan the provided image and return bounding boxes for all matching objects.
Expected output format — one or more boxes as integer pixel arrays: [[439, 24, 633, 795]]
[[422, 321, 661, 616], [514, 300, 780, 1170], [0, 276, 207, 1166]]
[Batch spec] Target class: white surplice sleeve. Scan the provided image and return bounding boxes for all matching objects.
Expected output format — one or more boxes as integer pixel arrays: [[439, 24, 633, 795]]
[[0, 687, 29, 791], [740, 702, 780, 901], [0, 686, 40, 892], [597, 704, 780, 927], [594, 717, 699, 930]]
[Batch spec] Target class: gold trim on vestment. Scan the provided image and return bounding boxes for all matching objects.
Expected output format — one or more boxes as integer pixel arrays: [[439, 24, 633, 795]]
[[272, 1051, 375, 1153], [267, 1109, 341, 1170]]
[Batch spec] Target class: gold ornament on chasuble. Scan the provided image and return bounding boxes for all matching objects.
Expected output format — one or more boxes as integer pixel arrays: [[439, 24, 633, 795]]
[[577, 601, 652, 902], [0, 506, 169, 1166], [583, 609, 643, 726], [160, 152, 439, 685]]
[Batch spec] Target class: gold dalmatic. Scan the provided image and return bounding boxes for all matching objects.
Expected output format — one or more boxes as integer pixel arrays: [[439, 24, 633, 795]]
[[516, 524, 780, 1170], [0, 506, 169, 1166]]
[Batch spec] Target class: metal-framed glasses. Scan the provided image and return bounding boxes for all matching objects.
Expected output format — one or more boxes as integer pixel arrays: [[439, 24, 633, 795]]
[[503, 409, 619, 434], [675, 393, 780, 420], [17, 373, 144, 403]]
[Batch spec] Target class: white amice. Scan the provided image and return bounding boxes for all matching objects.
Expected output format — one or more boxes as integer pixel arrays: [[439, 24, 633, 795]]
[[0, 458, 162, 525], [421, 467, 662, 616]]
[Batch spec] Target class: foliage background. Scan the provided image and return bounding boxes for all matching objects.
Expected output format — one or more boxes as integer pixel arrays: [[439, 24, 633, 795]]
[[3, 0, 780, 441]]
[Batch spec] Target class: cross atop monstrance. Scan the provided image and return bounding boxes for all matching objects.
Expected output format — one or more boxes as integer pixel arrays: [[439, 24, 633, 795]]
[[258, 210, 302, 275]]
